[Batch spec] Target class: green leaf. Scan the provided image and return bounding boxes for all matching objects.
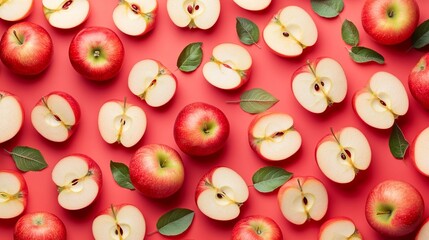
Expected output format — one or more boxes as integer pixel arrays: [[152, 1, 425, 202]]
[[5, 146, 47, 172], [349, 46, 385, 64], [342, 19, 359, 46], [311, 0, 344, 18], [389, 123, 409, 159], [252, 166, 293, 193], [177, 42, 203, 72], [157, 208, 194, 236], [412, 19, 429, 49], [227, 88, 278, 114], [110, 160, 135, 190], [236, 17, 260, 47]]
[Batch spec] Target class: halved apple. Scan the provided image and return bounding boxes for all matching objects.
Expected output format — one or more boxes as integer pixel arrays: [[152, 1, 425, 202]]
[[411, 127, 429, 176], [42, 0, 89, 29], [0, 170, 27, 219], [417, 217, 429, 240], [0, 0, 33, 21], [166, 0, 220, 29], [0, 91, 24, 144], [113, 0, 157, 36], [319, 217, 362, 240]]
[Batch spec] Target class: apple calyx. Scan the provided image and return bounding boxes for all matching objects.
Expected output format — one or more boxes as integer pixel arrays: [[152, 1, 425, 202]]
[[110, 205, 124, 240], [307, 60, 333, 106], [41, 97, 72, 130], [330, 128, 358, 174], [414, 58, 427, 73], [273, 16, 306, 49], [13, 30, 24, 45], [57, 170, 93, 193], [297, 179, 311, 220]]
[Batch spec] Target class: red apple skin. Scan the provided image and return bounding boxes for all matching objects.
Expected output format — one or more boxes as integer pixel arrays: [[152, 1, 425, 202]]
[[0, 21, 53, 76], [194, 167, 217, 203], [0, 170, 28, 219], [69, 27, 124, 81], [0, 90, 24, 144], [416, 217, 429, 240], [14, 212, 66, 240], [409, 53, 429, 110], [361, 0, 419, 45], [365, 180, 424, 237], [129, 144, 185, 198], [174, 102, 230, 156], [232, 215, 283, 240], [79, 154, 103, 189]]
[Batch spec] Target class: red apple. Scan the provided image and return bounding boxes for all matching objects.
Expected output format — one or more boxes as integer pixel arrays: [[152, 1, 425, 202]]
[[69, 26, 124, 81], [0, 21, 53, 76], [0, 170, 28, 219], [14, 212, 66, 240], [409, 53, 429, 110], [232, 215, 283, 240]]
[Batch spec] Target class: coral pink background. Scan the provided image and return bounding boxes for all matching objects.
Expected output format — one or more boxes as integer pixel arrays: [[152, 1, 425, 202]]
[[1, 0, 429, 239]]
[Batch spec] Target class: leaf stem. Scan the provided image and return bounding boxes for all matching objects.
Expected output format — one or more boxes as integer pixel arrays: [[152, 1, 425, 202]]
[[146, 230, 158, 237]]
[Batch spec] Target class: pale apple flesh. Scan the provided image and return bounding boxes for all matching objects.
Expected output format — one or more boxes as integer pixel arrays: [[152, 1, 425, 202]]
[[113, 0, 157, 36], [0, 0, 33, 21], [416, 218, 429, 240], [319, 217, 362, 240], [0, 171, 27, 219], [167, 0, 220, 29], [43, 0, 89, 29], [233, 0, 271, 11], [411, 127, 429, 176], [0, 92, 23, 144]]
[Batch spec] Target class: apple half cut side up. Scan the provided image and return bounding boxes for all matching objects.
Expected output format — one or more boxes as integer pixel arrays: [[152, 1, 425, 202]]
[[0, 92, 24, 144], [166, 0, 220, 29], [319, 217, 362, 240], [113, 0, 157, 36], [411, 127, 429, 176], [43, 0, 89, 29], [0, 171, 27, 219], [0, 0, 33, 21]]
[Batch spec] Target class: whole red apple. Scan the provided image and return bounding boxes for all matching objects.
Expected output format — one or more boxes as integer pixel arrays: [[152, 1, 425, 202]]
[[232, 215, 283, 240], [409, 53, 429, 110], [14, 212, 66, 240]]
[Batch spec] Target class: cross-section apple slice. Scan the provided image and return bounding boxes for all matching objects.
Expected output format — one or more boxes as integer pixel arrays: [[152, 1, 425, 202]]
[[42, 0, 89, 29], [166, 0, 220, 29], [113, 0, 157, 36], [0, 91, 24, 144], [411, 127, 429, 176], [233, 0, 271, 11], [0, 0, 33, 21], [319, 217, 362, 240], [416, 218, 429, 240], [0, 170, 27, 219]]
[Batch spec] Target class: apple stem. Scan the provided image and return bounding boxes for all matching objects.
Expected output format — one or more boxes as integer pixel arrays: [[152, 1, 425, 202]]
[[13, 30, 23, 45], [376, 210, 392, 215]]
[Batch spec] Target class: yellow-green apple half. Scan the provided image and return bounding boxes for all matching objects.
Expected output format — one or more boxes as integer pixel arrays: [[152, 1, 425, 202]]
[[52, 154, 102, 210], [166, 0, 220, 29], [69, 27, 124, 81], [0, 21, 53, 76], [129, 144, 184, 199], [31, 91, 81, 143], [0, 91, 24, 144], [365, 180, 424, 237], [353, 71, 409, 129], [416, 218, 429, 240], [98, 99, 147, 148], [14, 212, 66, 240], [232, 215, 283, 240], [42, 0, 89, 29], [316, 127, 371, 184], [0, 0, 33, 21], [0, 170, 27, 219], [409, 53, 429, 110], [128, 59, 177, 107], [203, 43, 252, 90], [248, 112, 301, 161], [174, 102, 229, 156], [292, 57, 347, 113], [196, 167, 249, 221], [318, 217, 362, 240], [278, 176, 328, 225], [233, 0, 271, 11], [263, 6, 318, 57], [113, 0, 157, 36], [92, 204, 145, 240], [361, 0, 419, 45], [410, 127, 429, 176]]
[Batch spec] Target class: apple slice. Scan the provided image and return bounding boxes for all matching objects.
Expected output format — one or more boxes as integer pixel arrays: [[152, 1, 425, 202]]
[[98, 99, 147, 148], [92, 204, 145, 240], [0, 0, 33, 21], [416, 218, 429, 240], [233, 0, 271, 11], [52, 154, 102, 210], [31, 91, 81, 142], [353, 71, 409, 129], [0, 170, 27, 219], [42, 0, 89, 29], [278, 176, 328, 225], [0, 91, 24, 144], [166, 0, 220, 29], [202, 43, 252, 90], [128, 59, 177, 107], [248, 112, 301, 161], [319, 217, 362, 240], [196, 167, 249, 221], [292, 58, 347, 113], [316, 127, 371, 184], [113, 0, 157, 36], [263, 6, 318, 57], [410, 127, 429, 176]]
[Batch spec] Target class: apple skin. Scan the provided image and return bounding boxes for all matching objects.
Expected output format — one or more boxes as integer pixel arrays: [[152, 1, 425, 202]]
[[69, 26, 124, 81], [14, 212, 66, 240], [174, 102, 230, 156], [232, 215, 283, 240], [361, 0, 419, 45], [365, 180, 424, 237], [409, 53, 429, 110], [0, 170, 28, 219], [0, 21, 53, 76], [129, 144, 185, 199]]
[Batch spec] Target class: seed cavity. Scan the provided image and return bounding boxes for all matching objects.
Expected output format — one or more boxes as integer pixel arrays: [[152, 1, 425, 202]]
[[62, 0, 73, 9], [282, 32, 289, 37], [131, 4, 140, 14]]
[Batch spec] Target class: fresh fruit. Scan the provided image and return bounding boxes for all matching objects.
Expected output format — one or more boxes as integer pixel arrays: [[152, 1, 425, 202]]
[[292, 58, 347, 113], [31, 91, 81, 142], [248, 112, 301, 161], [52, 154, 102, 210], [69, 26, 124, 81], [174, 102, 229, 156], [416, 217, 429, 240], [42, 0, 90, 29], [353, 71, 409, 129], [316, 127, 371, 184], [233, 0, 271, 11], [128, 59, 177, 107], [113, 0, 157, 36], [196, 167, 249, 221], [166, 0, 220, 29], [409, 53, 429, 110], [98, 99, 147, 148], [263, 6, 318, 57], [0, 170, 27, 219], [278, 176, 328, 225], [318, 217, 362, 240], [202, 43, 252, 90], [0, 91, 24, 144], [232, 215, 283, 240], [0, 0, 33, 21], [410, 127, 429, 176], [0, 21, 53, 76], [14, 212, 66, 240]]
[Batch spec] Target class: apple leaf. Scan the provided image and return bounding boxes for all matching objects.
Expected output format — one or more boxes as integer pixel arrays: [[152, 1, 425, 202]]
[[227, 88, 279, 114], [236, 17, 260, 47], [389, 123, 409, 159], [342, 19, 359, 46], [349, 46, 385, 64], [177, 42, 203, 72], [412, 19, 429, 49], [4, 146, 48, 172], [110, 160, 135, 190], [252, 166, 293, 193], [157, 208, 194, 236], [311, 0, 344, 18]]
